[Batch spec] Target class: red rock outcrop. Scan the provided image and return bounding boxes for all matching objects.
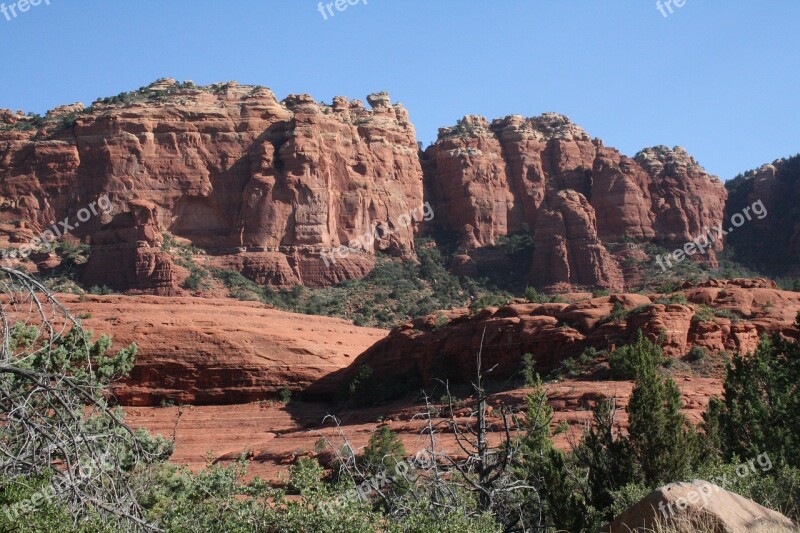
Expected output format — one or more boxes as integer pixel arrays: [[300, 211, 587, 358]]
[[330, 279, 800, 395], [0, 80, 424, 291], [59, 293, 387, 406], [530, 189, 624, 291], [424, 113, 728, 291], [725, 155, 800, 274]]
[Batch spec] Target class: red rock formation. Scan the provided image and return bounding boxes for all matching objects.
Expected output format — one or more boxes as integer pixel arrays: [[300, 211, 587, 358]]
[[127, 376, 724, 481], [83, 200, 177, 294], [725, 155, 800, 274], [0, 80, 424, 291], [530, 190, 624, 292], [424, 113, 728, 291], [333, 279, 800, 394], [59, 293, 387, 406]]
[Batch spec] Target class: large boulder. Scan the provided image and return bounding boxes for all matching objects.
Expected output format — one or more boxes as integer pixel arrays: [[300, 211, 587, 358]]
[[606, 480, 797, 532]]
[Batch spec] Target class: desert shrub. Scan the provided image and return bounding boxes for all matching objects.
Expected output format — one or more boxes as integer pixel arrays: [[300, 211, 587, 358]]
[[713, 308, 742, 321], [278, 386, 292, 404], [524, 286, 565, 304], [181, 268, 207, 291], [655, 293, 688, 305], [688, 345, 707, 362], [470, 293, 512, 314], [346, 365, 374, 403], [551, 347, 603, 380], [691, 304, 716, 323], [608, 331, 665, 380], [88, 285, 114, 295], [360, 427, 407, 477], [598, 302, 631, 325]]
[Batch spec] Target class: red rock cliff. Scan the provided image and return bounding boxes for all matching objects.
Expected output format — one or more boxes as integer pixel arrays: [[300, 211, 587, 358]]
[[424, 113, 728, 291], [0, 80, 424, 291]]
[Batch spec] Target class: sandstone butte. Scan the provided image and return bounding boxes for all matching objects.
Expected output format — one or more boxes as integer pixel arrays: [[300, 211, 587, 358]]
[[0, 79, 728, 293], [423, 114, 727, 291], [0, 80, 424, 293]]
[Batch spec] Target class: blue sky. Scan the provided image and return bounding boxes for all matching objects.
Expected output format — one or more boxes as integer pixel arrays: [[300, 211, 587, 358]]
[[1, 0, 798, 180]]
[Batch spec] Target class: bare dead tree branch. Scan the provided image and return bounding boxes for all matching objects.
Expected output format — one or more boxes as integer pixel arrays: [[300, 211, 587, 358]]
[[0, 266, 163, 531]]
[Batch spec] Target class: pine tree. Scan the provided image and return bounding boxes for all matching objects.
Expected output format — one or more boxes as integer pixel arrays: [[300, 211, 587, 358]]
[[704, 315, 800, 467], [625, 331, 701, 486]]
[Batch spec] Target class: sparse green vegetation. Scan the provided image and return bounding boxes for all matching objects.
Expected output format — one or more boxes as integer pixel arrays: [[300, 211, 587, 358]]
[[608, 330, 665, 380], [688, 345, 707, 362], [524, 286, 564, 304], [278, 386, 292, 404]]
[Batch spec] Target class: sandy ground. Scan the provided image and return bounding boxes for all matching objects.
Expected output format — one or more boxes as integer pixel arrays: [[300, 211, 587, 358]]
[[127, 377, 723, 481]]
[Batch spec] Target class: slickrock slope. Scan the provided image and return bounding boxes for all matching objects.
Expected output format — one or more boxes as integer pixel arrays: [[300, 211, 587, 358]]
[[725, 154, 800, 274], [59, 294, 387, 406], [0, 80, 424, 292], [423, 114, 727, 291], [326, 279, 799, 395]]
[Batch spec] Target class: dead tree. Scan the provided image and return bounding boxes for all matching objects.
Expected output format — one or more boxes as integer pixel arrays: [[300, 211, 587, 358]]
[[0, 266, 162, 531], [433, 327, 549, 531], [319, 327, 553, 531]]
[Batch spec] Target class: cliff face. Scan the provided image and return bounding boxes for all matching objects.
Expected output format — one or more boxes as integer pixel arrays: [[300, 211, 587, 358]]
[[424, 114, 728, 291], [1, 82, 730, 293], [725, 155, 800, 274], [0, 80, 424, 292]]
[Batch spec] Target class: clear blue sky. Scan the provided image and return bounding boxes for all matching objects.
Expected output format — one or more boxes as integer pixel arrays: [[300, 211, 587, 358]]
[[1, 1, 798, 180]]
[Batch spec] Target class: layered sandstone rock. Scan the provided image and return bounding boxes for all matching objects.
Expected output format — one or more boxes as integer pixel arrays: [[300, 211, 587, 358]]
[[127, 377, 723, 481], [530, 190, 624, 291], [0, 80, 424, 291], [327, 279, 800, 396], [59, 293, 387, 406], [424, 113, 728, 291], [725, 155, 800, 274]]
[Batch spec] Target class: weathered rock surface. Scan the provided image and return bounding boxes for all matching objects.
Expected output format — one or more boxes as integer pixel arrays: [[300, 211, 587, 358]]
[[60, 293, 387, 406], [530, 189, 624, 291], [327, 279, 800, 393], [606, 480, 797, 532], [424, 114, 727, 291], [726, 155, 800, 275], [0, 80, 424, 291]]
